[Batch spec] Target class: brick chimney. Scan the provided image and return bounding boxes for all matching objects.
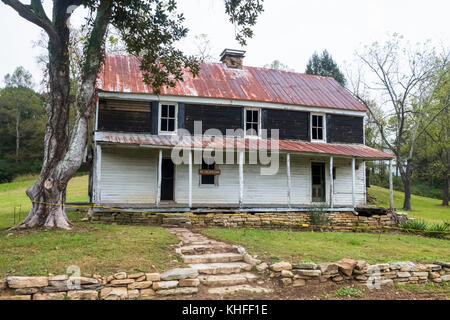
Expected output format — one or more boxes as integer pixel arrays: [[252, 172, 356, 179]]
[[220, 49, 246, 69]]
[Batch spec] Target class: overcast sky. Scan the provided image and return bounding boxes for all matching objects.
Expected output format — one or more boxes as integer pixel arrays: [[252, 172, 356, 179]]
[[0, 0, 449, 89]]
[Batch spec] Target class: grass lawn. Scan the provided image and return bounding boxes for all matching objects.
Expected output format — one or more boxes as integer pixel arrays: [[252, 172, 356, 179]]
[[201, 228, 450, 264], [0, 174, 89, 230], [368, 185, 450, 224], [0, 174, 182, 277]]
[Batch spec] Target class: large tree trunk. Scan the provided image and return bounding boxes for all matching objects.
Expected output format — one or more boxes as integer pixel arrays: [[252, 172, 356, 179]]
[[443, 170, 449, 207], [15, 4, 74, 229], [13, 1, 112, 230], [401, 160, 412, 211]]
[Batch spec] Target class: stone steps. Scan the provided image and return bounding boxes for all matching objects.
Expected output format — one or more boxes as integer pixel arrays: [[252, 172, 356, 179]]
[[207, 284, 272, 295], [177, 244, 239, 255], [182, 253, 244, 264], [189, 262, 253, 275], [199, 273, 258, 286]]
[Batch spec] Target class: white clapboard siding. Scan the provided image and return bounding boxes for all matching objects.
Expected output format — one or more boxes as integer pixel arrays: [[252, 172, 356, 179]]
[[242, 153, 288, 205], [175, 162, 240, 204], [290, 155, 311, 204], [333, 159, 365, 206], [100, 147, 157, 203]]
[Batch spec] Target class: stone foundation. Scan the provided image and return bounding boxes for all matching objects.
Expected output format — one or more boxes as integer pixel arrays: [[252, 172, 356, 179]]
[[190, 211, 398, 230], [265, 260, 450, 288], [0, 268, 199, 300], [91, 210, 399, 231]]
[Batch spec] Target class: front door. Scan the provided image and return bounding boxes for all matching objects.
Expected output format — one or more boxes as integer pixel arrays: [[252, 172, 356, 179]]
[[161, 158, 174, 201], [311, 162, 325, 202]]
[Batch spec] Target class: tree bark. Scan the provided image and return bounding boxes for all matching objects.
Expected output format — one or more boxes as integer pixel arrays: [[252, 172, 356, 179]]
[[401, 160, 412, 211], [443, 170, 449, 207], [12, 0, 112, 229]]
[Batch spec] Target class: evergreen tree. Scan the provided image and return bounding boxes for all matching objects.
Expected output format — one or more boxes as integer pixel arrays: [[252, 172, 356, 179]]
[[305, 50, 346, 86]]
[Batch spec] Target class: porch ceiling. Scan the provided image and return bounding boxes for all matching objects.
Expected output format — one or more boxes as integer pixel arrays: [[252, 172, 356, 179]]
[[94, 131, 394, 160]]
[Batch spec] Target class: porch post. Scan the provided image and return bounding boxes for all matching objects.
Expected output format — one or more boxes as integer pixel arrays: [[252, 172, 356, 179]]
[[188, 150, 192, 208], [157, 149, 162, 207], [286, 153, 292, 208], [329, 156, 333, 208], [95, 144, 102, 203], [351, 157, 356, 208], [389, 159, 394, 210], [239, 150, 244, 207]]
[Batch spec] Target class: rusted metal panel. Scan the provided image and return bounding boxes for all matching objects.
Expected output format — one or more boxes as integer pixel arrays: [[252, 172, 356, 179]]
[[97, 56, 367, 112], [94, 132, 394, 160]]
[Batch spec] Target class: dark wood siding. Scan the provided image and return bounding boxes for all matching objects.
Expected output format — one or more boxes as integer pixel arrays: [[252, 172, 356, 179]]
[[327, 114, 364, 144], [263, 109, 309, 140], [98, 99, 151, 132], [184, 104, 243, 135]]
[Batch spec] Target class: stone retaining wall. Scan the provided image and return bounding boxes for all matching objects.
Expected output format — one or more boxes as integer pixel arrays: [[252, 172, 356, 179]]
[[263, 260, 450, 288], [190, 211, 398, 229], [91, 211, 399, 231], [0, 268, 199, 300]]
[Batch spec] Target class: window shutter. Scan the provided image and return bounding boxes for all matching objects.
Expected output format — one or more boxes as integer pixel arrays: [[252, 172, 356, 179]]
[[151, 101, 159, 134], [177, 102, 185, 130], [307, 112, 311, 141], [326, 113, 332, 143], [261, 109, 269, 138]]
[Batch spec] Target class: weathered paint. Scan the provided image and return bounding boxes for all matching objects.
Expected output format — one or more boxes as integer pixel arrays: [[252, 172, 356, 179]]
[[94, 146, 366, 207], [94, 131, 394, 160], [97, 56, 367, 112]]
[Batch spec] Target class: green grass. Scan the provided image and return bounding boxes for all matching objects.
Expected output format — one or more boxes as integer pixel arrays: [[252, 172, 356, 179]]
[[0, 174, 88, 230], [368, 185, 450, 224], [201, 228, 450, 264], [0, 174, 182, 277], [395, 282, 450, 298], [333, 287, 363, 298]]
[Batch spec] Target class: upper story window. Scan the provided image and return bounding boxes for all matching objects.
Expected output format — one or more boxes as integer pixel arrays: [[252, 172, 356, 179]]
[[245, 108, 260, 137], [159, 103, 177, 134], [311, 113, 326, 142]]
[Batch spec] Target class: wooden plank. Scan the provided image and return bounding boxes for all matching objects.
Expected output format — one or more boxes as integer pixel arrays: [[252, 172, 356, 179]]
[[329, 156, 333, 208], [287, 153, 291, 207], [157, 149, 162, 207], [351, 157, 355, 208], [239, 151, 244, 207], [389, 159, 394, 210], [188, 150, 192, 208], [95, 144, 102, 203]]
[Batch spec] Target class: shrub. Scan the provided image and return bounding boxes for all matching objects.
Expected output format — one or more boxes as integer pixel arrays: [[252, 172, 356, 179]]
[[308, 210, 331, 226], [424, 222, 450, 239], [399, 219, 428, 232], [333, 287, 363, 298], [0, 160, 14, 183]]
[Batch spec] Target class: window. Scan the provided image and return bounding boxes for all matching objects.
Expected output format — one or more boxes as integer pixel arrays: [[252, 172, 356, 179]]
[[245, 108, 260, 136], [201, 159, 216, 185], [311, 114, 325, 142], [159, 103, 177, 134]]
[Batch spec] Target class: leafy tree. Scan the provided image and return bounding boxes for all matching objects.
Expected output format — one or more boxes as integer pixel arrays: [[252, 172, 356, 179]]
[[350, 34, 448, 211], [264, 60, 294, 72], [305, 50, 346, 86], [0, 67, 44, 170], [1, 0, 264, 229]]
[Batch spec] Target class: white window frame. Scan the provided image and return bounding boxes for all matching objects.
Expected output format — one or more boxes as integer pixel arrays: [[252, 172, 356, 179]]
[[244, 107, 261, 138], [199, 159, 219, 187], [310, 113, 326, 143], [158, 102, 178, 135]]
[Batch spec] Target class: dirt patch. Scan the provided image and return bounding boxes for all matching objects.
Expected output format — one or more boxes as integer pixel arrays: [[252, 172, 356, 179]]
[[169, 281, 449, 300]]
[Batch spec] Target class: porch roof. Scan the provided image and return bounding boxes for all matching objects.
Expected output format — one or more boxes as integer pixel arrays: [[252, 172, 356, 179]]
[[95, 131, 394, 160]]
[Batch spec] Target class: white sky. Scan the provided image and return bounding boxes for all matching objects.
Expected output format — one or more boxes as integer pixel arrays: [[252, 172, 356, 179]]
[[0, 0, 449, 89]]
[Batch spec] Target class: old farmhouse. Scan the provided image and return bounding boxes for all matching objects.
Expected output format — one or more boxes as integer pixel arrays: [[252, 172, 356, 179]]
[[90, 49, 393, 214]]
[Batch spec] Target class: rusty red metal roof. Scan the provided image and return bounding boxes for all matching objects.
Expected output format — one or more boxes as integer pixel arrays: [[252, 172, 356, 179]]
[[95, 132, 393, 159], [97, 55, 367, 112]]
